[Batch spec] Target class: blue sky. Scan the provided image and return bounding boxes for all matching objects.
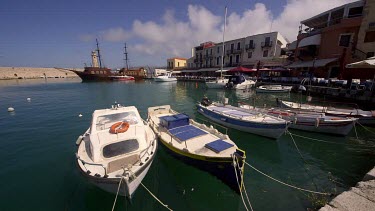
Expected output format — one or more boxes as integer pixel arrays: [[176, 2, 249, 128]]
[[0, 0, 355, 68]]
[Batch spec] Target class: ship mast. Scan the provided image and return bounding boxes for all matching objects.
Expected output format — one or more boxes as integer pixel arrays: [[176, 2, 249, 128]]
[[124, 43, 129, 70], [96, 38, 103, 68], [220, 6, 227, 79]]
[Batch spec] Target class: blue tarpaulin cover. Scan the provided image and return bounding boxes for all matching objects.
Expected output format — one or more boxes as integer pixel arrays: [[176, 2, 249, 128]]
[[173, 128, 207, 141], [159, 114, 189, 129], [205, 139, 234, 153]]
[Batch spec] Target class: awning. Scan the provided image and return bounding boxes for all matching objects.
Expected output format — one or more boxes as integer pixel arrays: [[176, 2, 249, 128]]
[[199, 68, 220, 72], [346, 57, 375, 69], [215, 68, 230, 73], [228, 66, 256, 73], [298, 34, 321, 48], [180, 69, 200, 73], [287, 40, 298, 51], [287, 58, 338, 68]]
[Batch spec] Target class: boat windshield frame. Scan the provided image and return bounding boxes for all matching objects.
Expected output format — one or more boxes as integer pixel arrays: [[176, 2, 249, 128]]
[[95, 111, 139, 131]]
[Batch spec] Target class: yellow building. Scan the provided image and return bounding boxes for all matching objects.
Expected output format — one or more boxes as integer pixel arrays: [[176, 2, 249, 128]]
[[167, 57, 187, 70]]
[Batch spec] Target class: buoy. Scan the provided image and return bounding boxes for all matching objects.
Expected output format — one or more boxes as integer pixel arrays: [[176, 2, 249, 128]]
[[191, 188, 194, 191], [78, 114, 83, 117], [8, 107, 15, 112], [27, 98, 31, 102]]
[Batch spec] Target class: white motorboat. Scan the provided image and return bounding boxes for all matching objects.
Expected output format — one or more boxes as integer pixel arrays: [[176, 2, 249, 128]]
[[205, 77, 229, 89], [256, 85, 292, 93], [277, 99, 375, 126], [76, 104, 157, 198], [154, 72, 177, 82], [239, 103, 356, 136], [226, 75, 256, 90], [197, 97, 288, 139], [147, 105, 246, 192]]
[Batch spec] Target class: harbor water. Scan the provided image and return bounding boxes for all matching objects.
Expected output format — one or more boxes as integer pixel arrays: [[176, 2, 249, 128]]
[[0, 78, 374, 211]]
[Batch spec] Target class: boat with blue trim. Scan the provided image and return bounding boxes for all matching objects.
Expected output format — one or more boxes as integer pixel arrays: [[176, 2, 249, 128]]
[[147, 105, 246, 193], [197, 97, 289, 139]]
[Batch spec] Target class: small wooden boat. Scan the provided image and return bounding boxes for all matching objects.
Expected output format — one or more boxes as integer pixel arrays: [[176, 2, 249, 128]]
[[277, 99, 375, 126], [197, 98, 288, 139], [76, 104, 157, 198], [256, 85, 292, 93], [147, 105, 246, 193], [239, 103, 356, 136]]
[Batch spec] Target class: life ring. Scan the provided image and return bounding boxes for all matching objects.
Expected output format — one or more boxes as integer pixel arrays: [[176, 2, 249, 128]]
[[109, 121, 129, 134]]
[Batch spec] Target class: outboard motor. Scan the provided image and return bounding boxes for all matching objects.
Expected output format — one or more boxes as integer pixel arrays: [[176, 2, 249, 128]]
[[201, 96, 212, 106]]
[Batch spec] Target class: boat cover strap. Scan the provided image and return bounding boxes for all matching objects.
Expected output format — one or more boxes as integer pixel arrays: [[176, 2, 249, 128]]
[[205, 139, 234, 153]]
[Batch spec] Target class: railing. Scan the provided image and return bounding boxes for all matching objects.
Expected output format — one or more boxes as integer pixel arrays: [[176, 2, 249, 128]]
[[226, 49, 243, 55], [76, 153, 108, 177], [245, 44, 256, 50], [261, 41, 273, 48]]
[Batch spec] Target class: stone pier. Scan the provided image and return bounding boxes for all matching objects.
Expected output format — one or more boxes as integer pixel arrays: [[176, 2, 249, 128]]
[[0, 67, 81, 79]]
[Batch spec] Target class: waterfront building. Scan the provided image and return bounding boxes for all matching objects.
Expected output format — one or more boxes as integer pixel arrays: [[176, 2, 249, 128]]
[[356, 0, 375, 59], [192, 32, 288, 70], [288, 0, 369, 79], [167, 57, 187, 71]]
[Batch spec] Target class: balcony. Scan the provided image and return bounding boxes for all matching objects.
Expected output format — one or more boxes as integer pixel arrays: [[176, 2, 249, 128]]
[[261, 41, 273, 48], [203, 54, 213, 59], [245, 44, 256, 51], [226, 48, 243, 55]]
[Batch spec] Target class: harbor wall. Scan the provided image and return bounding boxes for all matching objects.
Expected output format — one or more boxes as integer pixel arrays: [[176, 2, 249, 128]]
[[0, 67, 81, 80], [319, 167, 375, 211]]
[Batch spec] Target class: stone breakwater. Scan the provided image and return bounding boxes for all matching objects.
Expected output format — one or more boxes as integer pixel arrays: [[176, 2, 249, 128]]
[[0, 67, 81, 79]]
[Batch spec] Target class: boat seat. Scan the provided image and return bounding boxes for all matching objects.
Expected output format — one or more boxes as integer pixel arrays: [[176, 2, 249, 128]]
[[205, 139, 234, 153], [107, 154, 140, 174]]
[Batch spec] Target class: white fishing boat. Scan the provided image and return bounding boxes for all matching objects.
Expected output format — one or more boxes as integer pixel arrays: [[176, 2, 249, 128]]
[[154, 72, 177, 82], [239, 103, 356, 136], [277, 99, 375, 126], [76, 104, 157, 198], [206, 77, 229, 89], [197, 97, 288, 139], [256, 85, 292, 93], [226, 75, 256, 90], [147, 105, 246, 193]]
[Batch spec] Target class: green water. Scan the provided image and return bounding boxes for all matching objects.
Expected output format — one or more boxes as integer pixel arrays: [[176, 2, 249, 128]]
[[0, 78, 374, 211]]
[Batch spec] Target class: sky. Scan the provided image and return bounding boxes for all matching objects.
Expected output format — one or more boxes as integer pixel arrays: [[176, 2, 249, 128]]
[[0, 0, 358, 68]]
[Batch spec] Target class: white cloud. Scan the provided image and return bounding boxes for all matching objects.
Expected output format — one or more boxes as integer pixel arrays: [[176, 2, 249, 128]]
[[81, 0, 358, 64]]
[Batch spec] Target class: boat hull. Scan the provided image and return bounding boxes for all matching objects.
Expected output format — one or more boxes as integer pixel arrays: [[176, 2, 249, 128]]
[[154, 78, 177, 82], [197, 105, 286, 139], [157, 135, 244, 193], [290, 120, 354, 136]]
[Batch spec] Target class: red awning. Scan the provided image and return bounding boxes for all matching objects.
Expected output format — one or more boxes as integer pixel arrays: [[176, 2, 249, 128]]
[[228, 66, 257, 73]]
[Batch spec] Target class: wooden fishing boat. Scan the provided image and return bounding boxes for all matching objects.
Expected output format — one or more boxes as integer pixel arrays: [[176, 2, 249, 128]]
[[147, 105, 246, 193], [76, 104, 157, 198], [197, 97, 288, 139], [239, 103, 356, 136]]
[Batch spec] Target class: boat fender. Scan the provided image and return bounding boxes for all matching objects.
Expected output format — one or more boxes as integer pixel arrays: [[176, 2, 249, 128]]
[[315, 118, 320, 128], [109, 121, 130, 134], [76, 135, 84, 146]]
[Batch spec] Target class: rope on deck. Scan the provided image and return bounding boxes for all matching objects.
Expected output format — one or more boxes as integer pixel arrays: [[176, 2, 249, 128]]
[[243, 161, 330, 196], [111, 177, 124, 211], [140, 182, 173, 211], [286, 130, 375, 148]]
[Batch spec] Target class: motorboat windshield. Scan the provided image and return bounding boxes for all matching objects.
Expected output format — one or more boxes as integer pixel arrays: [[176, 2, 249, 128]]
[[96, 111, 139, 131]]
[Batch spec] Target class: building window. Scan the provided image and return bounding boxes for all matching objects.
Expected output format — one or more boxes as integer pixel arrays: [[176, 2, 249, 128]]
[[217, 47, 220, 54], [210, 49, 212, 55], [178, 62, 180, 67], [248, 52, 252, 58], [237, 42, 241, 50], [348, 6, 363, 18], [367, 52, 375, 58], [235, 55, 240, 64], [339, 34, 351, 47], [364, 31, 375, 43], [263, 50, 268, 57], [217, 57, 219, 65]]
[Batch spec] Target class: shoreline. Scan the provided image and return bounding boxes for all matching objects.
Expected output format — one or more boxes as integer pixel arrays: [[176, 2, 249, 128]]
[[0, 67, 80, 80]]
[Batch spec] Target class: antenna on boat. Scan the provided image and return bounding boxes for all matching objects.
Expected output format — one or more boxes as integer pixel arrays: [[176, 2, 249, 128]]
[[124, 43, 129, 70], [220, 6, 227, 79], [96, 38, 103, 68]]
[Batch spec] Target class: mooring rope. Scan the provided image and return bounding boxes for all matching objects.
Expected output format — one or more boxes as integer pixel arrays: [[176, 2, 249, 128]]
[[356, 121, 375, 136], [140, 182, 173, 211], [244, 161, 330, 195], [354, 122, 359, 140], [286, 130, 375, 147], [236, 156, 254, 211], [232, 155, 253, 211], [112, 177, 124, 211]]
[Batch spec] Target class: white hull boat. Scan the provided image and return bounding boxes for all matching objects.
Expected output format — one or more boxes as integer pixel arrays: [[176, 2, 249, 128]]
[[76, 104, 157, 198], [277, 99, 375, 126], [205, 78, 229, 89], [256, 85, 292, 93], [226, 75, 256, 90], [197, 98, 288, 139], [239, 104, 356, 136], [147, 105, 246, 193], [154, 72, 177, 82]]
